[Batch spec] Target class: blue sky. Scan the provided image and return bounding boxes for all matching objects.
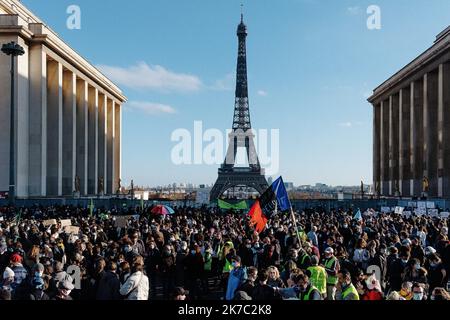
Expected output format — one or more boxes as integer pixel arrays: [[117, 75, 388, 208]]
[[22, 0, 450, 187]]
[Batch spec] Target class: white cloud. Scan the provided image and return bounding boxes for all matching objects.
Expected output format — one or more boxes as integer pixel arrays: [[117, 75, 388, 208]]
[[339, 122, 353, 128], [127, 101, 176, 115], [347, 6, 361, 15], [257, 90, 268, 96], [211, 72, 234, 91], [97, 62, 202, 93], [339, 121, 364, 128]]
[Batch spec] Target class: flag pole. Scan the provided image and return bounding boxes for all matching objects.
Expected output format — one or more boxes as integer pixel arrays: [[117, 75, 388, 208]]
[[290, 206, 302, 245]]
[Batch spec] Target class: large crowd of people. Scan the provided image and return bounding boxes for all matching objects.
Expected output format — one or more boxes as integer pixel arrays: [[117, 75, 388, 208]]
[[0, 204, 449, 301]]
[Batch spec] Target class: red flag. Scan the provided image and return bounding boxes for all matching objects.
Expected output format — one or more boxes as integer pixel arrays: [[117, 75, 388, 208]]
[[248, 200, 268, 233]]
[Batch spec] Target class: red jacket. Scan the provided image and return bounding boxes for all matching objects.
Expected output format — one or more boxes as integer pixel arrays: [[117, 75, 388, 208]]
[[362, 290, 383, 300]]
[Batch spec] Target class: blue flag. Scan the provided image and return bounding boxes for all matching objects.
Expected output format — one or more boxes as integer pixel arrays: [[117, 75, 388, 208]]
[[354, 209, 362, 221], [272, 177, 292, 212]]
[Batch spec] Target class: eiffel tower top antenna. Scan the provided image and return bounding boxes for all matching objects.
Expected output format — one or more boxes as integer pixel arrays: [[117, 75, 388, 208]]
[[241, 3, 244, 22]]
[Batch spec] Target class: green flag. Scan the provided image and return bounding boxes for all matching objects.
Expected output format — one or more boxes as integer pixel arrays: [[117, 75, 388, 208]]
[[89, 198, 94, 216], [218, 199, 248, 210], [140, 197, 144, 212]]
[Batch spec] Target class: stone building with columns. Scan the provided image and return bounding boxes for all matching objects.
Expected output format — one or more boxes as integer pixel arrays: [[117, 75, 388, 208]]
[[0, 0, 126, 198], [369, 26, 450, 199]]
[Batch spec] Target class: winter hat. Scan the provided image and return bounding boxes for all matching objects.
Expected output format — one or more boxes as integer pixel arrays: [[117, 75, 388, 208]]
[[10, 253, 22, 264], [3, 267, 14, 279], [58, 279, 74, 291], [33, 263, 45, 273]]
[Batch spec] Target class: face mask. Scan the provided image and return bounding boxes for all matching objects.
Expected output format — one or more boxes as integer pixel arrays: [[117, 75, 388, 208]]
[[430, 262, 437, 267], [246, 244, 251, 249], [61, 289, 71, 297], [35, 271, 43, 277], [191, 250, 196, 255], [343, 224, 348, 228], [413, 293, 423, 300], [181, 245, 187, 251], [232, 262, 238, 268], [415, 264, 421, 271], [401, 259, 408, 264], [124, 246, 132, 253], [150, 244, 155, 249], [254, 244, 260, 249]]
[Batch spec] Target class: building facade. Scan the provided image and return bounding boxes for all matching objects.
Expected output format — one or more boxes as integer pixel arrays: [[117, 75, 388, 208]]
[[369, 26, 450, 198], [0, 0, 126, 198]]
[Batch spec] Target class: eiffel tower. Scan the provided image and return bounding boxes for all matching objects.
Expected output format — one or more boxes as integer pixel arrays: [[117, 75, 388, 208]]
[[210, 13, 268, 201]]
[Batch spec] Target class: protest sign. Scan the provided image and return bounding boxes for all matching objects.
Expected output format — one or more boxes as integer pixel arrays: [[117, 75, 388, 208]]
[[407, 201, 417, 208], [64, 226, 80, 234], [115, 216, 131, 228], [381, 207, 391, 213], [440, 212, 450, 218], [60, 219, 72, 227], [426, 201, 435, 209], [428, 209, 439, 217], [394, 207, 404, 215], [43, 219, 57, 227], [403, 211, 412, 218], [414, 208, 427, 216], [417, 202, 427, 209]]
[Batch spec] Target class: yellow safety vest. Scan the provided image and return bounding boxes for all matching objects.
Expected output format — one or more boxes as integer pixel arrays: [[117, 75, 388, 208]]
[[324, 257, 338, 285], [301, 285, 319, 300], [342, 284, 360, 300], [307, 266, 327, 294]]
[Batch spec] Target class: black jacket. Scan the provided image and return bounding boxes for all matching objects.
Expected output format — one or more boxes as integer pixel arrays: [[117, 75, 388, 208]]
[[96, 271, 121, 300]]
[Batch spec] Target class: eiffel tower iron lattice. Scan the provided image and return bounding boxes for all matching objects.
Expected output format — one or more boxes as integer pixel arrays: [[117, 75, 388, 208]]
[[210, 13, 268, 201]]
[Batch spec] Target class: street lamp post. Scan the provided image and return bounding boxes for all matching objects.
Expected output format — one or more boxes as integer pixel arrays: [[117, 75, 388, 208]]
[[1, 41, 25, 206]]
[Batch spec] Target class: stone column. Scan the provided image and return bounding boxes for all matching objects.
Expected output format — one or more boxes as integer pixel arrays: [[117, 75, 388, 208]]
[[424, 71, 438, 197], [106, 99, 115, 194], [62, 70, 76, 195], [98, 93, 107, 195], [0, 34, 29, 198], [373, 104, 381, 196], [114, 103, 121, 195], [411, 78, 424, 196], [380, 100, 385, 195], [399, 87, 411, 196], [389, 94, 400, 196], [28, 44, 47, 196], [76, 79, 88, 195], [88, 86, 98, 195], [381, 99, 389, 195], [439, 63, 450, 198], [46, 59, 63, 196]]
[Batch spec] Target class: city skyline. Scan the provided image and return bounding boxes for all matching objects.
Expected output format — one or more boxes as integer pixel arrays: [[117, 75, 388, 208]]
[[20, 0, 450, 187]]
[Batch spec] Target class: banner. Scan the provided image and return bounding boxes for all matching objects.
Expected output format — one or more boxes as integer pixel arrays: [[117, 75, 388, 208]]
[[218, 199, 248, 210], [394, 207, 404, 215], [428, 209, 439, 217]]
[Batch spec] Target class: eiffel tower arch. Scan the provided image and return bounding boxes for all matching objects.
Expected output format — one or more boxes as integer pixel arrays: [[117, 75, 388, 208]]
[[210, 13, 268, 201]]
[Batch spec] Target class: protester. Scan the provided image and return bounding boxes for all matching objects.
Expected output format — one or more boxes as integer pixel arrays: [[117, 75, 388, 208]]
[[119, 255, 149, 300], [336, 270, 360, 300], [225, 255, 247, 300], [0, 204, 448, 301]]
